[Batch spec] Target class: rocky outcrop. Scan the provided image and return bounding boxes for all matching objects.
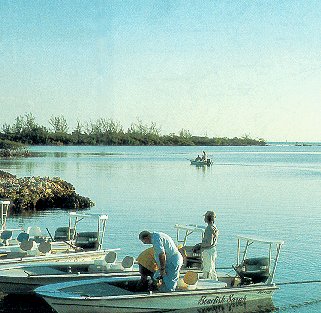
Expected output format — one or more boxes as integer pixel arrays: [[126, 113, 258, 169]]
[[0, 170, 94, 212]]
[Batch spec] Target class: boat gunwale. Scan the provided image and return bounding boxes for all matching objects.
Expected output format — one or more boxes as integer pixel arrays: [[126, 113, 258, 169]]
[[36, 277, 278, 301], [190, 160, 211, 166], [0, 248, 119, 267], [24, 270, 140, 280]]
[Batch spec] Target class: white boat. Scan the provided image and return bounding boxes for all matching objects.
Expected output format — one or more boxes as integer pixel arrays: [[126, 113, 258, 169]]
[[0, 207, 113, 266], [0, 202, 107, 252], [0, 251, 135, 295], [35, 235, 284, 313]]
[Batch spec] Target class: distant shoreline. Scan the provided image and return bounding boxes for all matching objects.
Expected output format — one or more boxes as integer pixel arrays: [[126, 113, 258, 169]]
[[0, 113, 266, 147], [267, 142, 321, 146]]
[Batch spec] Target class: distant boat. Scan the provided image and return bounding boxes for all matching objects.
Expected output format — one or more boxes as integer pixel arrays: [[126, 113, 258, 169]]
[[294, 142, 312, 146], [190, 159, 212, 166]]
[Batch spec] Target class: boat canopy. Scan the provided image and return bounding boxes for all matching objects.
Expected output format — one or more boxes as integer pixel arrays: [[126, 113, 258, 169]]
[[237, 235, 284, 245], [66, 212, 108, 251], [68, 212, 108, 220], [174, 224, 205, 247], [174, 224, 205, 232]]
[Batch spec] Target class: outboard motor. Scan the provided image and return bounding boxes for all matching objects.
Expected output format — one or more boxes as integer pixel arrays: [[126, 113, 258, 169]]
[[75, 232, 99, 250], [234, 257, 270, 284], [54, 227, 74, 241]]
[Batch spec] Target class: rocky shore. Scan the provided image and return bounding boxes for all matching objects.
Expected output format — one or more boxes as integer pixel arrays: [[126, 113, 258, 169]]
[[0, 170, 94, 212]]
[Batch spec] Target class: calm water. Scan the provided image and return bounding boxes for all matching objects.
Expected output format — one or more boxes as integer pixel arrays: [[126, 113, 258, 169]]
[[0, 145, 321, 312]]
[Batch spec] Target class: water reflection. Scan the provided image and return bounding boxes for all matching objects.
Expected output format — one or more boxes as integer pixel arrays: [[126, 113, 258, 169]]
[[171, 299, 275, 313], [31, 150, 127, 158], [0, 294, 53, 313], [193, 164, 211, 175], [53, 152, 67, 158]]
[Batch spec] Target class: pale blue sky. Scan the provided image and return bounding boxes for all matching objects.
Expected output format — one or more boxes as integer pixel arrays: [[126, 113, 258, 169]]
[[1, 1, 321, 141]]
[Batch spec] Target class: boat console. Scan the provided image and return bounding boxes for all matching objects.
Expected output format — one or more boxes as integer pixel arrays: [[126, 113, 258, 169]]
[[75, 232, 99, 250], [54, 227, 75, 241], [234, 257, 270, 284]]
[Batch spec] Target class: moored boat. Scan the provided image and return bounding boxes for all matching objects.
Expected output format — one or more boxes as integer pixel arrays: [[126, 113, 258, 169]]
[[35, 235, 284, 313], [0, 211, 113, 267], [0, 252, 135, 295]]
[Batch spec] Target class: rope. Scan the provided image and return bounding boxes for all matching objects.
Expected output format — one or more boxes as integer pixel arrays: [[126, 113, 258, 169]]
[[277, 280, 321, 286]]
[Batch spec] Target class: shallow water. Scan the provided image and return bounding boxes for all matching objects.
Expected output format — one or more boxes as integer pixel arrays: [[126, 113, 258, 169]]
[[0, 144, 321, 312]]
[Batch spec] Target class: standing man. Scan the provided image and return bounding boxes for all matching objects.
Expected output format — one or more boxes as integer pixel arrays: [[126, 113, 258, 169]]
[[201, 150, 207, 161], [139, 230, 183, 291], [199, 210, 218, 280]]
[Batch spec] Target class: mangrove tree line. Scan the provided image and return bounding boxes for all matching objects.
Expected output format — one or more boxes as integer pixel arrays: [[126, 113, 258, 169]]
[[0, 113, 266, 146]]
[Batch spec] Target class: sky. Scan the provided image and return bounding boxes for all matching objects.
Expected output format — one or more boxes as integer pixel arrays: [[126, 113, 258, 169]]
[[1, 0, 321, 142]]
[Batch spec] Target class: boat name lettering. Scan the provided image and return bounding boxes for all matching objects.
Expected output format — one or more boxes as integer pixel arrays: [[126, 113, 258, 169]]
[[198, 295, 226, 305], [198, 294, 247, 306]]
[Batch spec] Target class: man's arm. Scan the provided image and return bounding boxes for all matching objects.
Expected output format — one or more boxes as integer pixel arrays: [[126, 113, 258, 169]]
[[159, 251, 166, 276]]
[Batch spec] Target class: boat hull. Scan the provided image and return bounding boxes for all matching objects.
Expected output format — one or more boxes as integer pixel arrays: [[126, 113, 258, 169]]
[[0, 249, 108, 268], [0, 269, 139, 295], [40, 284, 277, 313], [190, 160, 212, 166]]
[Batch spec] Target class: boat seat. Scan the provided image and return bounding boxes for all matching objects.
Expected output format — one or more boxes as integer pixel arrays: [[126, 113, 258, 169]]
[[121, 256, 135, 271], [184, 271, 199, 285], [0, 230, 13, 246], [177, 271, 199, 290], [17, 232, 29, 243], [38, 241, 52, 254], [109, 256, 135, 271], [27, 226, 42, 237], [88, 251, 117, 273], [20, 239, 37, 251], [105, 251, 117, 264], [1, 230, 13, 240]]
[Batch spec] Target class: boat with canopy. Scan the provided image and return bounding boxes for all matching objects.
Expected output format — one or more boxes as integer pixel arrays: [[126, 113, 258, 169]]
[[35, 235, 284, 313]]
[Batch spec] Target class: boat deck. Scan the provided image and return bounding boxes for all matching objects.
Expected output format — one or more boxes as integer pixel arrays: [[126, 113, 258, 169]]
[[62, 279, 228, 298]]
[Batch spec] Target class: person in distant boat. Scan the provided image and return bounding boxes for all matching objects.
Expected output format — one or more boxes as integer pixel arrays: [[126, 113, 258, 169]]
[[194, 211, 218, 280], [195, 155, 201, 161], [201, 151, 207, 161], [139, 230, 183, 292]]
